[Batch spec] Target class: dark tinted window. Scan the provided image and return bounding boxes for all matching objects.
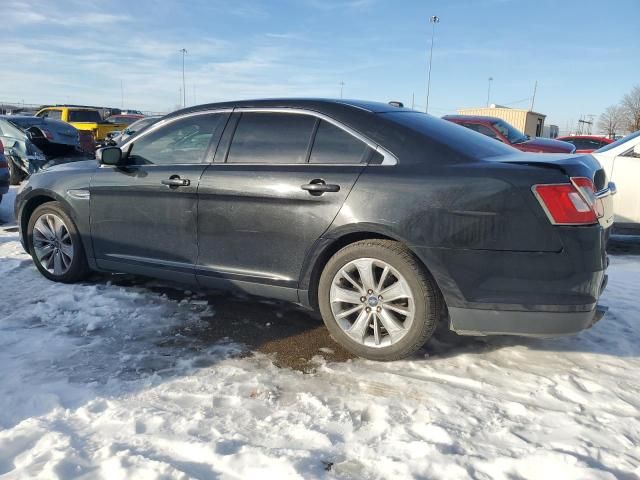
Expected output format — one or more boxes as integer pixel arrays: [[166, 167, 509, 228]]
[[460, 122, 501, 141], [310, 121, 368, 164], [227, 113, 315, 164], [68, 110, 102, 122], [128, 113, 225, 165], [385, 112, 515, 158]]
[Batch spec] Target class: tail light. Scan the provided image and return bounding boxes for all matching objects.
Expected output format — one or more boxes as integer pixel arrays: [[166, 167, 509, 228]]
[[0, 139, 6, 168], [533, 177, 598, 225]]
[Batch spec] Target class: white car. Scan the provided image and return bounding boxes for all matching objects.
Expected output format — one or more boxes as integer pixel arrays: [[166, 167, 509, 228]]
[[591, 130, 640, 231]]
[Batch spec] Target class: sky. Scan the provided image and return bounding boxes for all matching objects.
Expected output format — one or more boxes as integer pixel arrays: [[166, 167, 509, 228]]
[[1, 0, 638, 131]]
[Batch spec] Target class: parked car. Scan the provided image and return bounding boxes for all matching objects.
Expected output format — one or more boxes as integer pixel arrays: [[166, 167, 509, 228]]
[[443, 115, 576, 153], [105, 114, 144, 126], [0, 139, 8, 203], [556, 135, 613, 153], [108, 115, 163, 145], [590, 130, 640, 231], [0, 115, 85, 184], [16, 99, 614, 361], [35, 106, 127, 141]]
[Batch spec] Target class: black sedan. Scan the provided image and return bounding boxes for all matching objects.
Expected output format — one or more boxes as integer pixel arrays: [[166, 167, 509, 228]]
[[15, 99, 614, 360]]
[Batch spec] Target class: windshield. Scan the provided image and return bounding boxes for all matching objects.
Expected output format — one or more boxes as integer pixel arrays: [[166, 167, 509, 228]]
[[595, 130, 640, 153], [68, 110, 102, 122], [492, 120, 528, 144]]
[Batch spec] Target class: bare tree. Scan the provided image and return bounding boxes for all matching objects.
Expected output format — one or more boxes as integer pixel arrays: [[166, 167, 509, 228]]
[[621, 85, 640, 133], [597, 105, 624, 138]]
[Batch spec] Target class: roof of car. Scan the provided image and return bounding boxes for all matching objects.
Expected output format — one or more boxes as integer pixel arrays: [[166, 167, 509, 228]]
[[165, 98, 409, 119], [556, 135, 612, 141], [442, 115, 504, 122]]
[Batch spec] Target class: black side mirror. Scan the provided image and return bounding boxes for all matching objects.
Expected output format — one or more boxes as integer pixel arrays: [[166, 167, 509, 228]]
[[96, 146, 122, 166]]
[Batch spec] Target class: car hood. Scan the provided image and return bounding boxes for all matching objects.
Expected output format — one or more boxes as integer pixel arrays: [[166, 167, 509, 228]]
[[520, 137, 575, 153], [40, 157, 97, 172]]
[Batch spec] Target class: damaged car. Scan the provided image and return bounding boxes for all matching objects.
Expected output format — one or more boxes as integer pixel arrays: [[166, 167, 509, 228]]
[[0, 116, 85, 185]]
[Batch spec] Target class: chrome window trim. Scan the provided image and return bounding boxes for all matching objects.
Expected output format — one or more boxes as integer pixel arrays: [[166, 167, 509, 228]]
[[232, 107, 397, 166]]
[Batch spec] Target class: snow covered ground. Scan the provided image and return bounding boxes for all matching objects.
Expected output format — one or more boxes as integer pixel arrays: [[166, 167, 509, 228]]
[[0, 186, 639, 479]]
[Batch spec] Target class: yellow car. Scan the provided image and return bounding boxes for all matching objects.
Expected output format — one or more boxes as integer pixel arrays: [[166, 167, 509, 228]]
[[35, 106, 127, 141]]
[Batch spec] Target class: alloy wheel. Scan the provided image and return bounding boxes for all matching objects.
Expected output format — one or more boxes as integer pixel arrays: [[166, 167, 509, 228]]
[[32, 213, 74, 276], [329, 257, 415, 348]]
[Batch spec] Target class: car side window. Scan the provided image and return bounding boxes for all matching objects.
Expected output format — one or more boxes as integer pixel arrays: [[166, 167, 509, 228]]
[[227, 113, 316, 164], [462, 122, 501, 141], [309, 120, 369, 164], [127, 113, 225, 165], [48, 110, 62, 121]]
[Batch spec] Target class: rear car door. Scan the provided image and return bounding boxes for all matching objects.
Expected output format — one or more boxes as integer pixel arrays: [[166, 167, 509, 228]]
[[90, 111, 229, 283], [196, 109, 380, 297]]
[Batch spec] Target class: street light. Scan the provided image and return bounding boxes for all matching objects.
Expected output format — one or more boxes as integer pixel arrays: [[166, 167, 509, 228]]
[[179, 48, 188, 108], [487, 77, 493, 107], [340, 80, 345, 99], [425, 15, 440, 114]]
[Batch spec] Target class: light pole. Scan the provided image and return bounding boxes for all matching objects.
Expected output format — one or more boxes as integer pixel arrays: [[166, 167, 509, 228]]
[[339, 81, 345, 99], [179, 48, 188, 108], [425, 15, 440, 114], [486, 77, 493, 107]]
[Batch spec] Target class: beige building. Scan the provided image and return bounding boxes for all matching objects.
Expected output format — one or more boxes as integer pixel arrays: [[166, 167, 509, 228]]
[[457, 105, 546, 138]]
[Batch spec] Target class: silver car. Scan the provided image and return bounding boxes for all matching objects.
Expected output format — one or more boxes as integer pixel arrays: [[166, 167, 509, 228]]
[[0, 115, 82, 184]]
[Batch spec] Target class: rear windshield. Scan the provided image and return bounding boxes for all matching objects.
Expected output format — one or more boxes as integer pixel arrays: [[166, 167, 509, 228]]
[[382, 111, 516, 158], [595, 130, 640, 153], [68, 110, 102, 123]]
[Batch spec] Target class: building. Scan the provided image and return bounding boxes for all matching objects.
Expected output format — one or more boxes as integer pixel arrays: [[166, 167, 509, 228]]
[[542, 124, 559, 139], [457, 104, 546, 138]]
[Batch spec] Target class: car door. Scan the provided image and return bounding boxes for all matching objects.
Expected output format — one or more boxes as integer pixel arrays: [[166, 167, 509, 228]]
[[196, 109, 380, 299], [90, 111, 229, 283], [609, 142, 640, 225]]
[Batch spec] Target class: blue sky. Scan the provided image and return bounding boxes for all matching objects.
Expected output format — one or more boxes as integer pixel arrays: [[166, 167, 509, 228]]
[[2, 0, 638, 130]]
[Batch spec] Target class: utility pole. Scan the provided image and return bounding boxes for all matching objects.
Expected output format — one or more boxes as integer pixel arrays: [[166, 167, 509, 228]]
[[529, 80, 538, 111], [425, 15, 440, 114], [120, 80, 124, 109], [339, 81, 345, 99], [179, 48, 188, 108], [486, 77, 493, 107], [411, 92, 415, 110]]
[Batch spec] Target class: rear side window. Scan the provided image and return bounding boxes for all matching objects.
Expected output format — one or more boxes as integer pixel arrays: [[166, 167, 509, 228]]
[[227, 113, 315, 164], [309, 121, 368, 164], [68, 110, 102, 123], [460, 122, 501, 141]]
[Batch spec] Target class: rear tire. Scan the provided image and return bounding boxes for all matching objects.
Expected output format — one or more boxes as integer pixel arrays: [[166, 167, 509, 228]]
[[318, 239, 441, 361], [27, 202, 89, 283], [7, 158, 25, 185]]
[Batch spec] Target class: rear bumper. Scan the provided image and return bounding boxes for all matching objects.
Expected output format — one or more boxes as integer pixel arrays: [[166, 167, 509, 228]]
[[449, 303, 608, 337]]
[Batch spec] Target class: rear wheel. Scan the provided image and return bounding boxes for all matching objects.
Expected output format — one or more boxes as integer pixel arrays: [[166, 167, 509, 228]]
[[7, 158, 25, 185], [27, 202, 89, 283], [318, 239, 441, 361]]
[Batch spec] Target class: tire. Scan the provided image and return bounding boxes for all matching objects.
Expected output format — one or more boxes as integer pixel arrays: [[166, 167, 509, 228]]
[[7, 158, 25, 186], [27, 201, 89, 283], [318, 239, 442, 361]]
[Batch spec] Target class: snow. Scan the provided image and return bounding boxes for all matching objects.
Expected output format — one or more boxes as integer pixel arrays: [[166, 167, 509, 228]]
[[0, 186, 639, 479]]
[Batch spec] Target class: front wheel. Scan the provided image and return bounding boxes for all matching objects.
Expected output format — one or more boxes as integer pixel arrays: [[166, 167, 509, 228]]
[[7, 158, 25, 185], [27, 202, 89, 283], [318, 240, 441, 361]]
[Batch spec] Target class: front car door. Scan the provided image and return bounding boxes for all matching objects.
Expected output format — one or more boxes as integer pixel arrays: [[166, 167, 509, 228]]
[[90, 111, 229, 283], [606, 135, 640, 226], [196, 109, 385, 300]]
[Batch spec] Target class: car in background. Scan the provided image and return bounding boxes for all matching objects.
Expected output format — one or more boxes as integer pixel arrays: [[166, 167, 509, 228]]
[[0, 115, 85, 184], [590, 130, 640, 232], [35, 106, 127, 141], [0, 139, 8, 203], [556, 135, 613, 153], [105, 114, 144, 126], [16, 99, 614, 361], [107, 115, 163, 145], [443, 115, 576, 153]]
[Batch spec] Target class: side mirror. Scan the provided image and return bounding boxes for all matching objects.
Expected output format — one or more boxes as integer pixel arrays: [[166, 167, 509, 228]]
[[96, 146, 122, 166]]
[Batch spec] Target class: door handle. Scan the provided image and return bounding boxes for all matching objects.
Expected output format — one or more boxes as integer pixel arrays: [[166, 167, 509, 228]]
[[161, 176, 190, 188], [301, 179, 340, 196]]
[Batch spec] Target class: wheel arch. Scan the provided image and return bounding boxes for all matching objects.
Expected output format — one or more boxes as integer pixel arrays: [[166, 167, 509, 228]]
[[300, 225, 446, 311]]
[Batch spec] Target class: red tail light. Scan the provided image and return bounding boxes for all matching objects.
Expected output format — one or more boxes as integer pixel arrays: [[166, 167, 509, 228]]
[[533, 177, 598, 225]]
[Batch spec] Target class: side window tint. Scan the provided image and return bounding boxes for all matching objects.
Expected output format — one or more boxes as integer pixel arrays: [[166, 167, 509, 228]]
[[48, 110, 62, 121], [227, 113, 315, 164], [309, 121, 368, 164], [37, 110, 48, 118], [476, 124, 500, 140], [128, 114, 224, 165]]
